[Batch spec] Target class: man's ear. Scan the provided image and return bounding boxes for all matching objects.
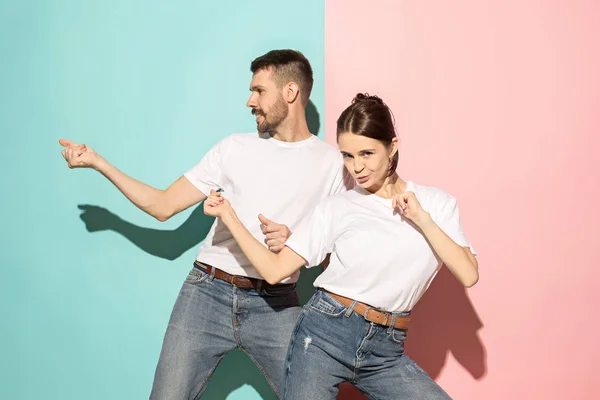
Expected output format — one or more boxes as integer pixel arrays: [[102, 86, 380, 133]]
[[285, 82, 300, 103]]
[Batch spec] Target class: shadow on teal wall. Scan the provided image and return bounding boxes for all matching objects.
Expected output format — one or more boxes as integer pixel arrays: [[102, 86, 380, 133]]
[[74, 195, 324, 400]]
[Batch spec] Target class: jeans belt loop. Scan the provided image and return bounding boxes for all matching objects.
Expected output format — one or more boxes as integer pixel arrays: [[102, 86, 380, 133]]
[[364, 306, 374, 323], [256, 279, 263, 294], [345, 300, 358, 317], [387, 314, 398, 333]]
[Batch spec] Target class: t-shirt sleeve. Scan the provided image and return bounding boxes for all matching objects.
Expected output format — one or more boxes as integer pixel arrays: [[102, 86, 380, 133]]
[[436, 194, 476, 256], [183, 137, 229, 196], [329, 156, 355, 195], [285, 200, 334, 267]]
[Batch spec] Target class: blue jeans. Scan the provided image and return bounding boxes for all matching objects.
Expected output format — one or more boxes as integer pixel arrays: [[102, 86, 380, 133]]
[[150, 265, 301, 399], [283, 290, 452, 400]]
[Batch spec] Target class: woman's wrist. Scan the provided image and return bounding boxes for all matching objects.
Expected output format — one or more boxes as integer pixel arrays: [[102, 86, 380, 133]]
[[221, 209, 239, 226], [414, 211, 435, 231]]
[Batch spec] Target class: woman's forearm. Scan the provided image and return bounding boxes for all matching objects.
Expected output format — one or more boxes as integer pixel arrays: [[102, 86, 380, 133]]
[[418, 215, 479, 287], [221, 211, 303, 284]]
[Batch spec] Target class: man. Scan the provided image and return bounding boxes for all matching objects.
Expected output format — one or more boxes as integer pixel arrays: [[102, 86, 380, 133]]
[[60, 49, 350, 399]]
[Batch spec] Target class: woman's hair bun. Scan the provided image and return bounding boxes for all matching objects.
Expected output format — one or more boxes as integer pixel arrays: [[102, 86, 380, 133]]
[[352, 93, 384, 105]]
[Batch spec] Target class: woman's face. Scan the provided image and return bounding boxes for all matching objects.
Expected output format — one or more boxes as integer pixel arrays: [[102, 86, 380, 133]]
[[338, 131, 398, 191]]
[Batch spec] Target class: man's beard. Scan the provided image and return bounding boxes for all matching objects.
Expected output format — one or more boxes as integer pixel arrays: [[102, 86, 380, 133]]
[[253, 95, 289, 134]]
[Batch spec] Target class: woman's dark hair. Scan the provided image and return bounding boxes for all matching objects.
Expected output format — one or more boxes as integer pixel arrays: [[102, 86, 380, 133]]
[[336, 93, 398, 176]]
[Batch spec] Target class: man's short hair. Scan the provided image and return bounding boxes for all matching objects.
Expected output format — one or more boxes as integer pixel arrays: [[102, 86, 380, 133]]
[[250, 49, 313, 106]]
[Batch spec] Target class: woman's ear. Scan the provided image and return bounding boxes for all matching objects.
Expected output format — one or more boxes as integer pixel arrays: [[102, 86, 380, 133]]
[[390, 137, 399, 158]]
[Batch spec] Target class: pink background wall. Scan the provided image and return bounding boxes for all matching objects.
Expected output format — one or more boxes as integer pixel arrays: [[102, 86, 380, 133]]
[[325, 1, 600, 398]]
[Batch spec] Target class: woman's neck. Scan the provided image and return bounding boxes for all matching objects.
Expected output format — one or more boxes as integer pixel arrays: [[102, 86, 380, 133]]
[[369, 173, 407, 199]]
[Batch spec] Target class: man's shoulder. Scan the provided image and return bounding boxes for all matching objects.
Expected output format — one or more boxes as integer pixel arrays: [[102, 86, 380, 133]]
[[209, 133, 260, 152], [308, 136, 342, 161], [309, 135, 338, 151], [219, 133, 340, 160], [221, 132, 260, 143]]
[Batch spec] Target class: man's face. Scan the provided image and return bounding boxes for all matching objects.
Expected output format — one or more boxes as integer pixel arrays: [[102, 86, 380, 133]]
[[246, 68, 289, 133]]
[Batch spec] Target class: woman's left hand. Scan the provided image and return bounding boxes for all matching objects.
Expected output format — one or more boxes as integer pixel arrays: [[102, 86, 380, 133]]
[[392, 191, 432, 227], [204, 189, 234, 218]]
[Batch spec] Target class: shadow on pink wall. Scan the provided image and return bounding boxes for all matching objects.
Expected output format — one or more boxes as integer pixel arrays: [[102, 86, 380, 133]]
[[337, 266, 486, 399]]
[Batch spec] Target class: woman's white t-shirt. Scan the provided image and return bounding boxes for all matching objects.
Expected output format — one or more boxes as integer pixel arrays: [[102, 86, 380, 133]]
[[285, 181, 475, 312]]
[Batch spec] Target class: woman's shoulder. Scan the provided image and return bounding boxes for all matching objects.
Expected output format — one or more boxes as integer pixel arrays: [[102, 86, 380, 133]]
[[407, 181, 458, 215], [408, 181, 454, 201]]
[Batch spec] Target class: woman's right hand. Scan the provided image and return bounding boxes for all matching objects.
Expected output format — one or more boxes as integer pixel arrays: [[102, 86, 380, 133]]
[[204, 189, 234, 218]]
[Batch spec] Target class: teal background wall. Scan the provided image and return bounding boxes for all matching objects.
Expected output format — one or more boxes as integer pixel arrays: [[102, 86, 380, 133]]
[[0, 1, 324, 398]]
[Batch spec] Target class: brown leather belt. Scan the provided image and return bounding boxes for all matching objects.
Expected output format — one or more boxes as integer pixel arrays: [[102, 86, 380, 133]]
[[194, 261, 294, 291], [326, 291, 411, 330]]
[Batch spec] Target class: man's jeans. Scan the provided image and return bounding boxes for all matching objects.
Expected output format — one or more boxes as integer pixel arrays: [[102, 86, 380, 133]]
[[282, 290, 452, 400], [150, 265, 301, 399]]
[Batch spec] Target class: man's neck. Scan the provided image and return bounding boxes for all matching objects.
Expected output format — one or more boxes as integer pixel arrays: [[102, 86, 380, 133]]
[[269, 113, 312, 142]]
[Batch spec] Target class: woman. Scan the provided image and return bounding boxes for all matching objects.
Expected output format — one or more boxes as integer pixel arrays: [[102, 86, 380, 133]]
[[204, 93, 478, 399]]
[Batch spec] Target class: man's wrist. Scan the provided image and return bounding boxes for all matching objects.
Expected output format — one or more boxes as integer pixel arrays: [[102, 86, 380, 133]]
[[93, 155, 108, 173]]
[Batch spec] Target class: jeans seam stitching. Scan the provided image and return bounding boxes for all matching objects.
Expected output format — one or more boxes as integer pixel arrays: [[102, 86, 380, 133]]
[[184, 274, 209, 286], [231, 289, 243, 347], [191, 354, 226, 400], [353, 322, 373, 382], [232, 314, 242, 348], [240, 348, 281, 398], [283, 309, 308, 399], [307, 305, 347, 317], [354, 382, 380, 400]]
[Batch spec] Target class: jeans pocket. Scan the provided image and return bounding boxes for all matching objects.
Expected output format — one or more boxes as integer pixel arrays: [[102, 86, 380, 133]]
[[308, 292, 347, 317], [184, 267, 209, 286], [391, 327, 408, 344]]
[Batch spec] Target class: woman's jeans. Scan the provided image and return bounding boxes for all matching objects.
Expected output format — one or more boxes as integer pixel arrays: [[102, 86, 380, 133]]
[[282, 290, 452, 400]]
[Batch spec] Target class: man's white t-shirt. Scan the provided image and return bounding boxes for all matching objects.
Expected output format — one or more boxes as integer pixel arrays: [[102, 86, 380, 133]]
[[285, 181, 475, 312], [184, 133, 348, 283]]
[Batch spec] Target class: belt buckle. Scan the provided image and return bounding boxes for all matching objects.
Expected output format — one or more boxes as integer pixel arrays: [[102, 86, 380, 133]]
[[231, 275, 253, 288], [364, 307, 375, 323], [231, 275, 243, 287], [364, 307, 389, 326], [381, 312, 389, 326]]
